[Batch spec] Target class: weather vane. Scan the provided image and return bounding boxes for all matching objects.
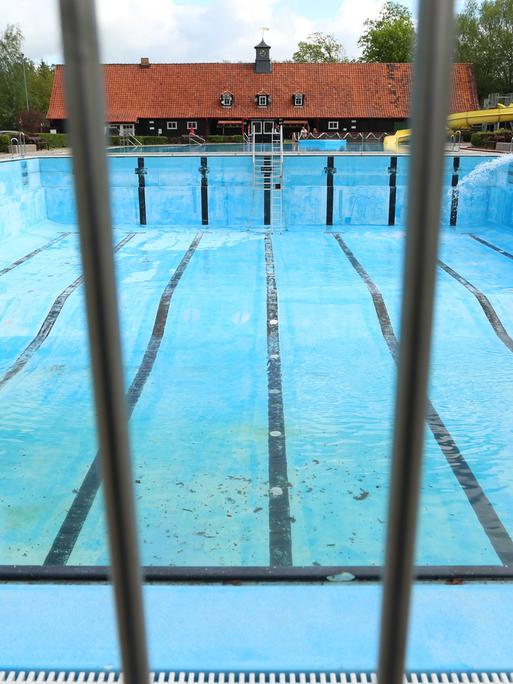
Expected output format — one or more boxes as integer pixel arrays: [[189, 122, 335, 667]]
[[261, 26, 270, 41]]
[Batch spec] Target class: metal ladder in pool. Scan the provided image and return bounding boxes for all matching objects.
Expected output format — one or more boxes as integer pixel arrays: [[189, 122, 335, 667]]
[[252, 125, 284, 229]]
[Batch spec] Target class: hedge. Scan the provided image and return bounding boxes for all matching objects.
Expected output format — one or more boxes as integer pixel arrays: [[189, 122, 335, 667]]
[[0, 134, 9, 153], [207, 134, 243, 143], [39, 132, 69, 148], [470, 132, 487, 148]]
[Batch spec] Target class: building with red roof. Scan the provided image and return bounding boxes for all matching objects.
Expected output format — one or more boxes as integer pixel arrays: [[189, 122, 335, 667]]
[[46, 40, 479, 139]]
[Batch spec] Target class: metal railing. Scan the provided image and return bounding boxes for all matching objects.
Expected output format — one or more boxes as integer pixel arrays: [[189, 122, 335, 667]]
[[189, 132, 206, 145], [56, 0, 455, 683], [9, 132, 26, 158], [58, 1, 149, 683], [450, 130, 462, 151], [377, 3, 455, 684]]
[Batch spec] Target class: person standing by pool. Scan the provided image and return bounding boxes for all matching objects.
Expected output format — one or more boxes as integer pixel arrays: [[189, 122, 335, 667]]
[[300, 125, 308, 139]]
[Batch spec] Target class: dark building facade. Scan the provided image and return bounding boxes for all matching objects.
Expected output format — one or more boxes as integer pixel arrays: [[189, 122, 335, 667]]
[[47, 41, 479, 139]]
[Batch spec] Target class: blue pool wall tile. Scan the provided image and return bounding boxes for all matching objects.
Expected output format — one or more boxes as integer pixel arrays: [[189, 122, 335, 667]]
[[4, 152, 513, 232], [282, 157, 326, 226], [208, 157, 262, 227], [144, 156, 201, 225], [0, 158, 45, 238], [334, 156, 391, 226], [40, 156, 77, 224]]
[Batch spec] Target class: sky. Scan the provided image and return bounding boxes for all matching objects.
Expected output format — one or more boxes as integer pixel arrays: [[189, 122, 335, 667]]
[[0, 0, 466, 65]]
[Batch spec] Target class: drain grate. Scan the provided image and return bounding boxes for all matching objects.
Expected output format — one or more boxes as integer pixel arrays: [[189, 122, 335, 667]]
[[1, 674, 513, 684]]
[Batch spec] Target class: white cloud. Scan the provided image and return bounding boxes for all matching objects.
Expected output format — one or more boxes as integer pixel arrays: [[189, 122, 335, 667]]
[[329, 0, 383, 58], [0, 0, 410, 65]]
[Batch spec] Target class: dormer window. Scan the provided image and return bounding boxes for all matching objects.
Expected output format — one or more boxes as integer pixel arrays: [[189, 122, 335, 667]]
[[293, 93, 304, 107], [220, 92, 234, 107], [256, 94, 271, 107]]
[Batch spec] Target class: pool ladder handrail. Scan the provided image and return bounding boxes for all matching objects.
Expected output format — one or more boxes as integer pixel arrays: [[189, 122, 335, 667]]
[[189, 132, 206, 145], [450, 130, 462, 151], [10, 132, 26, 158], [118, 134, 142, 149], [252, 124, 284, 230]]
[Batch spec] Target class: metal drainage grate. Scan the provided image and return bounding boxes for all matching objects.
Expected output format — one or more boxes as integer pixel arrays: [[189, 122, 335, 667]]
[[1, 674, 513, 684]]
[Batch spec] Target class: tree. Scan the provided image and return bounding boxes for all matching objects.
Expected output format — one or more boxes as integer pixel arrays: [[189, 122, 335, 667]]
[[455, 0, 513, 98], [0, 24, 26, 129], [292, 32, 346, 63], [358, 1, 415, 63], [0, 25, 54, 131]]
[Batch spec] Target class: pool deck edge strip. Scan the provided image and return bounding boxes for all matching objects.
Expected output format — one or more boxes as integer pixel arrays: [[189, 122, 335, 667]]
[[388, 156, 397, 226], [200, 156, 208, 225], [0, 232, 71, 277], [136, 157, 147, 225], [326, 155, 335, 226], [450, 156, 460, 227], [469, 234, 513, 261], [264, 233, 293, 567], [44, 233, 203, 566], [0, 232, 136, 392], [5, 564, 513, 582], [333, 232, 513, 566], [438, 259, 513, 354]]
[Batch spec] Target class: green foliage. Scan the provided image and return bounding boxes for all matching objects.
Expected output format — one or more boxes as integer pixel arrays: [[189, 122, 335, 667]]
[[358, 1, 415, 63], [0, 134, 9, 152], [39, 132, 68, 148], [207, 134, 243, 142], [470, 131, 486, 146], [0, 25, 55, 130], [138, 135, 167, 145], [292, 32, 346, 63], [468, 130, 509, 147], [456, 0, 513, 98]]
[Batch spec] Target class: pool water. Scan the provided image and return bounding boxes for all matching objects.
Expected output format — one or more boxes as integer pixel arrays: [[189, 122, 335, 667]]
[[110, 141, 383, 154], [1, 153, 513, 571]]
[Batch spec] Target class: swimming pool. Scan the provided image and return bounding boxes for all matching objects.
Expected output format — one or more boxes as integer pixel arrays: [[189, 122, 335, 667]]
[[110, 141, 383, 154], [1, 153, 513, 574]]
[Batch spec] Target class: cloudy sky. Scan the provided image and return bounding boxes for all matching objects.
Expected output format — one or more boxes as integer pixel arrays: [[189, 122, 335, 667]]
[[1, 0, 466, 65]]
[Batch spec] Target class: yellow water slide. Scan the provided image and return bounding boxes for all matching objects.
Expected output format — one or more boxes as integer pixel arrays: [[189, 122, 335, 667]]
[[383, 102, 513, 150]]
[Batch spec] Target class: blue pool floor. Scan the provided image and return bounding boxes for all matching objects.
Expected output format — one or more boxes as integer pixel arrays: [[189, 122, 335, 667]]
[[1, 220, 513, 568]]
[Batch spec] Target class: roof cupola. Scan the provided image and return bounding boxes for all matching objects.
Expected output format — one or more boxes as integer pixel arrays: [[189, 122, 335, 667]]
[[254, 37, 271, 74]]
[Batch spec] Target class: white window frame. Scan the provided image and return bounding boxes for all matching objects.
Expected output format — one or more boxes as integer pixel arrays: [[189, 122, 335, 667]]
[[258, 95, 268, 107], [167, 121, 177, 130], [186, 121, 198, 130], [221, 93, 233, 107], [328, 121, 339, 130], [294, 93, 304, 107]]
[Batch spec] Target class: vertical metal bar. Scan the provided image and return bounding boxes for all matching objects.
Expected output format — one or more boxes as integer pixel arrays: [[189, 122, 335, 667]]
[[377, 2, 455, 684], [58, 2, 150, 683]]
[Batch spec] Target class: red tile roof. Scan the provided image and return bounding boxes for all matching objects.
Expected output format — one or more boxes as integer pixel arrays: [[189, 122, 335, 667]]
[[47, 62, 479, 122]]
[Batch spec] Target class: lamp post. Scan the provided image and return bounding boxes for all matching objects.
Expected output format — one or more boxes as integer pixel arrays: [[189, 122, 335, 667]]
[[22, 57, 29, 111]]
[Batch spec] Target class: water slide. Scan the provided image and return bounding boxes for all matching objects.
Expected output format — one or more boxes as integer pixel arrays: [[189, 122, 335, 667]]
[[383, 103, 513, 150]]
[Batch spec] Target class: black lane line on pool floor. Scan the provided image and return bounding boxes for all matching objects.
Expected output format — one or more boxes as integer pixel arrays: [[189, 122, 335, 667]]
[[388, 156, 397, 226], [333, 233, 513, 565], [450, 157, 460, 227], [136, 157, 147, 225], [470, 234, 513, 261], [200, 156, 209, 225], [325, 156, 335, 226], [0, 233, 136, 392], [264, 233, 293, 567], [438, 259, 513, 355], [0, 232, 71, 278], [44, 233, 203, 566]]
